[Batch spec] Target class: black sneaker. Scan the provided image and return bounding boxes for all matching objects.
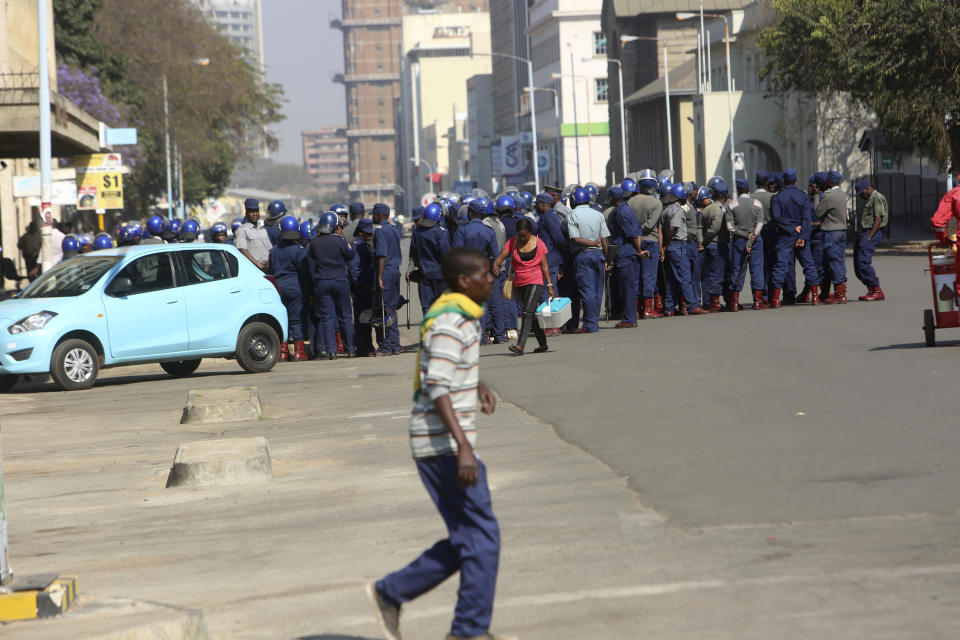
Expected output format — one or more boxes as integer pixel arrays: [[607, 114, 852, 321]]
[[365, 582, 401, 640]]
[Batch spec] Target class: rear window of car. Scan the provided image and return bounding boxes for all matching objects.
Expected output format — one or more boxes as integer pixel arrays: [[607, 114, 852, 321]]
[[178, 249, 239, 285]]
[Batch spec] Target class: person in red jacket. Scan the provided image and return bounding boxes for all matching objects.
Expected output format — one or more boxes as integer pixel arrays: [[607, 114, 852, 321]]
[[931, 179, 960, 240]]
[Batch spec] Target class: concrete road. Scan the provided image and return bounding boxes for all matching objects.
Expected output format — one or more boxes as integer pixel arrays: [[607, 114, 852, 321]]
[[1, 254, 958, 639]]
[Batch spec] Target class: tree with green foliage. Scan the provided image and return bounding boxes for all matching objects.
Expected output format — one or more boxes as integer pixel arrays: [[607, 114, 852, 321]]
[[758, 0, 960, 171], [52, 0, 285, 214]]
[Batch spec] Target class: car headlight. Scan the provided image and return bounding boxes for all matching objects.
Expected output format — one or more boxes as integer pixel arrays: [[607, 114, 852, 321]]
[[8, 311, 57, 334]]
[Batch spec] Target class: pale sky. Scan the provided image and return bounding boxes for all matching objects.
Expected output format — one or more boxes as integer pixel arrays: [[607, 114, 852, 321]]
[[262, 0, 345, 165]]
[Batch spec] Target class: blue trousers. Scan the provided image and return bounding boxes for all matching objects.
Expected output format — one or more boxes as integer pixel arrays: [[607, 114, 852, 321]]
[[485, 271, 507, 343], [638, 240, 660, 301], [377, 455, 500, 638], [574, 249, 605, 332], [822, 230, 847, 284], [314, 278, 354, 354], [809, 230, 825, 285], [352, 286, 375, 356], [730, 236, 766, 292], [685, 242, 703, 307], [559, 257, 580, 331], [376, 269, 401, 351], [278, 281, 304, 341], [419, 277, 446, 316], [702, 244, 727, 296], [854, 231, 881, 287], [665, 242, 701, 309], [616, 256, 639, 323], [772, 234, 819, 288]]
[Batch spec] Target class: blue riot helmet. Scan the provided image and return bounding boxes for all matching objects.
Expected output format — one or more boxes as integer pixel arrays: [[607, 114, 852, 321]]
[[657, 174, 673, 189], [637, 169, 658, 189], [93, 233, 114, 250], [706, 175, 724, 193], [61, 234, 80, 253], [330, 203, 347, 217], [421, 202, 444, 227], [266, 200, 287, 219], [620, 178, 639, 194], [179, 219, 200, 241], [461, 194, 476, 209], [209, 222, 229, 241], [659, 182, 674, 198], [299, 220, 314, 240], [484, 199, 495, 216], [518, 191, 534, 210], [571, 186, 591, 206], [506, 189, 519, 201], [279, 215, 300, 240], [695, 186, 713, 206], [77, 233, 92, 248], [684, 182, 697, 198], [317, 211, 338, 234], [167, 218, 182, 236], [231, 218, 243, 233], [146, 215, 165, 236], [118, 223, 139, 244], [584, 183, 598, 202], [468, 197, 489, 215], [494, 194, 514, 213], [670, 182, 687, 201]]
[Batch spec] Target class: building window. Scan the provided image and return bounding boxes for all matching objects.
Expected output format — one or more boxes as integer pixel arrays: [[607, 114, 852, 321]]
[[377, 98, 385, 106], [595, 78, 609, 103], [380, 154, 387, 163], [377, 62, 384, 72], [593, 32, 607, 56], [379, 117, 386, 126], [376, 43, 383, 52]]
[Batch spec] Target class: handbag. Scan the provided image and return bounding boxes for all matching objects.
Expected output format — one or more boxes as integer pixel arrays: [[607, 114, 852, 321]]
[[502, 263, 514, 300]]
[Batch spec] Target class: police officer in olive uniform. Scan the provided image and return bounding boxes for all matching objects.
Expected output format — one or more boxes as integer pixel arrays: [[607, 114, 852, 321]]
[[727, 178, 767, 309], [625, 170, 664, 319], [854, 179, 888, 301], [699, 184, 729, 312], [660, 182, 709, 316], [815, 170, 849, 303]]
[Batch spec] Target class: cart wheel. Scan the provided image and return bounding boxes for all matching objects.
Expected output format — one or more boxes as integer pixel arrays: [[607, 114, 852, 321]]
[[923, 309, 936, 347]]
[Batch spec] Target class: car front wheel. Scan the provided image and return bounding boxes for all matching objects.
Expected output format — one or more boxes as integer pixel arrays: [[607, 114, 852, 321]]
[[235, 322, 279, 373], [50, 339, 99, 390], [160, 359, 202, 377]]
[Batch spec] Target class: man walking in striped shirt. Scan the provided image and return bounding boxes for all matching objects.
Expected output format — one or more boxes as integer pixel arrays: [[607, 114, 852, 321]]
[[367, 248, 515, 640]]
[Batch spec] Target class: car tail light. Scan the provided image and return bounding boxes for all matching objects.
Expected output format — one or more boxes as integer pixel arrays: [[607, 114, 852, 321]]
[[264, 275, 281, 296]]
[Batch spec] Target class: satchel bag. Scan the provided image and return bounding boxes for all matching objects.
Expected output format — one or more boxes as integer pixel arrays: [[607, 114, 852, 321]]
[[502, 263, 514, 300]]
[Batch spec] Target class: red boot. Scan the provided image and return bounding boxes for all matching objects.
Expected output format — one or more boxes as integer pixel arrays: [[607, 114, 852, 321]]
[[292, 340, 308, 361], [279, 342, 290, 361], [643, 298, 664, 319], [752, 290, 767, 309], [769, 288, 782, 308], [861, 285, 885, 301], [824, 282, 847, 304], [335, 331, 345, 354], [809, 286, 822, 306], [654, 293, 664, 314], [709, 295, 722, 313], [680, 300, 688, 315], [687, 302, 710, 315], [729, 291, 740, 312]]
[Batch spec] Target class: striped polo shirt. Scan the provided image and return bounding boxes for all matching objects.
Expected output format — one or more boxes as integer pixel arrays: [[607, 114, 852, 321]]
[[409, 311, 481, 459]]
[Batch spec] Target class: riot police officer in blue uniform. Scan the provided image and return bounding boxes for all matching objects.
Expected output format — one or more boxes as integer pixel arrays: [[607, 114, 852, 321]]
[[371, 203, 403, 355], [453, 197, 500, 344], [265, 200, 287, 246], [535, 192, 565, 309], [307, 212, 356, 359], [270, 215, 310, 361], [608, 186, 649, 328], [409, 202, 451, 315], [769, 168, 821, 308]]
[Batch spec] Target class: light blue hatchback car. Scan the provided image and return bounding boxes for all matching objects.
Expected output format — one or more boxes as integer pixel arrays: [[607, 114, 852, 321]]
[[0, 243, 288, 391]]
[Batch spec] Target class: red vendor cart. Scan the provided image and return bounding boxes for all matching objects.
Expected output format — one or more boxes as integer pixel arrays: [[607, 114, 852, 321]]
[[923, 241, 960, 346]]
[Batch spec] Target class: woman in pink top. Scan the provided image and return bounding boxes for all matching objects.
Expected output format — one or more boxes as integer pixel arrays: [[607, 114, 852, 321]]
[[493, 218, 555, 355]]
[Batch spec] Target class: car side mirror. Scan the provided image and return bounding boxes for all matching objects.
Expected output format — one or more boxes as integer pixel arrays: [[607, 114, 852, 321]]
[[109, 276, 134, 296]]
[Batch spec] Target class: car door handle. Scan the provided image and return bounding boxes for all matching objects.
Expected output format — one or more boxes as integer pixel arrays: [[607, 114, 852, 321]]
[[166, 299, 179, 304], [229, 288, 242, 294]]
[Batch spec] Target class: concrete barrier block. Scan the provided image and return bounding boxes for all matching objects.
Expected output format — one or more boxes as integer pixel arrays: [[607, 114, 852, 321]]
[[165, 437, 272, 488], [180, 386, 262, 425]]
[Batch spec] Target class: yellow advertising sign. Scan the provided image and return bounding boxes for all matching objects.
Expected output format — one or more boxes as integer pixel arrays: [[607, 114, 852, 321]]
[[75, 154, 124, 211]]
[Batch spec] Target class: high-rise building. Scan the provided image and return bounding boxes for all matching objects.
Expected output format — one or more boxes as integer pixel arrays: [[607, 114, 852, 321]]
[[302, 129, 349, 195], [193, 0, 265, 68], [331, 0, 403, 210]]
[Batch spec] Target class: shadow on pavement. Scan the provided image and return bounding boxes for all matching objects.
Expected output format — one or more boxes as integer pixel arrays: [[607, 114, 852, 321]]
[[8, 369, 247, 393], [869, 340, 960, 350]]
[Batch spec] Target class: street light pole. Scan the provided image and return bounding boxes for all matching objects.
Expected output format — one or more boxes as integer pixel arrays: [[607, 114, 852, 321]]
[[664, 48, 673, 173], [163, 74, 173, 219], [586, 56, 628, 179], [37, 0, 53, 273], [554, 72, 593, 182], [410, 157, 435, 195], [527, 87, 563, 187]]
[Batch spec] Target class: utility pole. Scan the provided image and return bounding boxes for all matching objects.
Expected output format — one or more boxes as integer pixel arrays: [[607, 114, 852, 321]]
[[38, 0, 53, 274]]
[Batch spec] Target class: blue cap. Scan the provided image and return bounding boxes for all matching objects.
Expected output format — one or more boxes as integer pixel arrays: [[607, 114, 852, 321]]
[[411, 206, 424, 220], [826, 170, 842, 184], [755, 171, 768, 185], [782, 168, 797, 182], [349, 202, 365, 215], [535, 192, 553, 204], [371, 203, 390, 216], [735, 178, 749, 190], [607, 186, 624, 201], [854, 179, 870, 194], [712, 180, 729, 196], [356, 218, 375, 234], [243, 198, 259, 211]]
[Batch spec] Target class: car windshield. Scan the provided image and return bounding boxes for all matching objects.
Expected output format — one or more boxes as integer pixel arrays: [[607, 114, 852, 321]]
[[19, 256, 123, 298]]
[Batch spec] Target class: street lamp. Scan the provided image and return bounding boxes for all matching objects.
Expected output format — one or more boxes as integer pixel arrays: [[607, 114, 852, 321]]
[[469, 49, 540, 194], [525, 87, 563, 186], [620, 35, 677, 174], [552, 72, 594, 183], [584, 56, 627, 179], [410, 157, 435, 191], [678, 11, 736, 189]]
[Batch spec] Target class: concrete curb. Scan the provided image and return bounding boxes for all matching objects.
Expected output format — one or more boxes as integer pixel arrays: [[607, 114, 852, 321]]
[[1, 595, 209, 639], [180, 386, 262, 425], [0, 574, 78, 621], [166, 436, 272, 488]]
